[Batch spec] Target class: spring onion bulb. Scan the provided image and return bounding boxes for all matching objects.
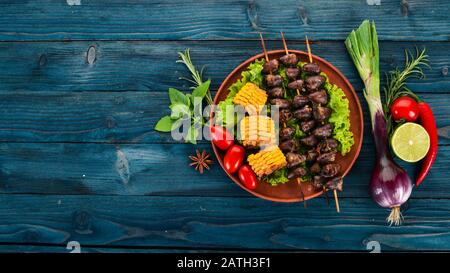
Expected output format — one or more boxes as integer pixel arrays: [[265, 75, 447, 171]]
[[345, 20, 412, 226]]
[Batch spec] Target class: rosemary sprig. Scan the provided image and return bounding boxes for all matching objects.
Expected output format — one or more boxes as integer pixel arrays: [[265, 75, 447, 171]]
[[383, 48, 430, 135], [177, 49, 213, 104], [383, 48, 429, 113]]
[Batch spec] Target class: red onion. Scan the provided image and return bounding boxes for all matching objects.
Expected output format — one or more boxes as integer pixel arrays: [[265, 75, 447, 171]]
[[369, 112, 413, 225]]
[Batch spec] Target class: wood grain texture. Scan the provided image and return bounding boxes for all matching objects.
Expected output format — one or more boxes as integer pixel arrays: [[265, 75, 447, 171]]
[[0, 0, 449, 253], [0, 41, 449, 93], [0, 245, 241, 253], [0, 243, 295, 253], [0, 245, 174, 253], [0, 41, 448, 144], [0, 194, 449, 251], [0, 91, 448, 145], [0, 0, 449, 41], [0, 142, 448, 198]]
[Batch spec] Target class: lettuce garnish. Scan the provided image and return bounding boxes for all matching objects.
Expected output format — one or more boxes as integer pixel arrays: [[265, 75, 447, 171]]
[[325, 82, 354, 155], [215, 59, 265, 126]]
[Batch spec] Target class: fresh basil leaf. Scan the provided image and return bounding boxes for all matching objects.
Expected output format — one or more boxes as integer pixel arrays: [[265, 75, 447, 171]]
[[193, 116, 203, 127], [185, 125, 199, 144], [154, 115, 174, 132], [170, 117, 192, 142], [186, 94, 193, 109], [168, 88, 188, 105], [170, 103, 191, 120], [172, 118, 183, 130], [192, 80, 211, 99], [185, 94, 191, 107], [192, 100, 203, 120]]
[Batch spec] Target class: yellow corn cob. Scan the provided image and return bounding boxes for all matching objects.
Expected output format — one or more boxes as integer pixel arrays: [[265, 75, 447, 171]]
[[247, 146, 287, 177], [240, 116, 276, 147], [232, 82, 267, 115]]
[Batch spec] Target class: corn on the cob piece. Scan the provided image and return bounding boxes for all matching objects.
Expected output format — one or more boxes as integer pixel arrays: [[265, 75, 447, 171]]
[[247, 146, 287, 177], [232, 82, 267, 115], [240, 116, 276, 147]]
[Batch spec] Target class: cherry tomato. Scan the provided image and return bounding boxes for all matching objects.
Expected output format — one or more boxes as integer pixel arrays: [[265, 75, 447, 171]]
[[390, 96, 419, 122], [223, 145, 245, 174], [238, 164, 258, 190], [210, 126, 234, 151]]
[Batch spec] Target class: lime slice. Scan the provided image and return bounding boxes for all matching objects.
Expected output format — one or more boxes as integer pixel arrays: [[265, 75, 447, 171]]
[[391, 122, 430, 163]]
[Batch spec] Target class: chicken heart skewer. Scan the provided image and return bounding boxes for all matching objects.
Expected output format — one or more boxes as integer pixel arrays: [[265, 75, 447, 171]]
[[305, 35, 341, 213], [280, 31, 308, 208]]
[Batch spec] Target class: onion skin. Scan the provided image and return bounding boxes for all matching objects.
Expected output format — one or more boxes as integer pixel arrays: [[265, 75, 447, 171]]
[[368, 111, 413, 225], [369, 155, 412, 209]]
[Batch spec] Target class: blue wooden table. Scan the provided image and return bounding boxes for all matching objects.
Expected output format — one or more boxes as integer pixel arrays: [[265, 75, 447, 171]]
[[0, 0, 449, 253]]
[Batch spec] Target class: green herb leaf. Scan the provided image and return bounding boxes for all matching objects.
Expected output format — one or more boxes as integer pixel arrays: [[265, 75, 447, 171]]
[[215, 97, 235, 127], [325, 82, 354, 155], [172, 117, 186, 130], [192, 80, 211, 99], [177, 48, 213, 105], [154, 116, 174, 132], [185, 125, 199, 144], [277, 66, 290, 98], [168, 88, 189, 106], [170, 103, 191, 120], [264, 168, 289, 186], [186, 94, 192, 107], [217, 59, 265, 127], [155, 48, 212, 144], [294, 124, 306, 139]]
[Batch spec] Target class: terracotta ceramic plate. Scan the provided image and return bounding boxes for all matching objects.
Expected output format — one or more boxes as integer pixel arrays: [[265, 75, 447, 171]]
[[211, 50, 363, 202]]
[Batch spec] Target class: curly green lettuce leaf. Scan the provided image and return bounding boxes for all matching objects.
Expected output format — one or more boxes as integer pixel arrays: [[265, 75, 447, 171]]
[[264, 166, 311, 186], [264, 168, 289, 186], [228, 58, 265, 96], [215, 97, 235, 127], [325, 82, 354, 155], [215, 59, 265, 126]]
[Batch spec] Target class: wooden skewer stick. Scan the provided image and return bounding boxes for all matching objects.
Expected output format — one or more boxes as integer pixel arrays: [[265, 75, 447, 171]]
[[280, 32, 289, 55], [293, 87, 306, 208], [333, 188, 341, 213], [281, 129, 307, 208], [280, 33, 301, 97], [305, 35, 340, 213], [259, 32, 269, 62], [281, 32, 307, 209], [297, 179, 307, 208], [305, 35, 313, 63], [295, 85, 307, 209]]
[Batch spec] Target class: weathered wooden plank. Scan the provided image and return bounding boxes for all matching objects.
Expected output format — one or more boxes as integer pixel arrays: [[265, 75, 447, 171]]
[[0, 244, 239, 253], [0, 194, 449, 251], [0, 91, 448, 145], [0, 0, 448, 41], [0, 41, 449, 93], [0, 91, 160, 143], [0, 142, 447, 198], [0, 244, 278, 253]]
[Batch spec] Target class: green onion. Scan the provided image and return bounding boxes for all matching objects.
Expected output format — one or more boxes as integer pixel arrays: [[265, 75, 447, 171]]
[[345, 20, 380, 126], [345, 20, 412, 226]]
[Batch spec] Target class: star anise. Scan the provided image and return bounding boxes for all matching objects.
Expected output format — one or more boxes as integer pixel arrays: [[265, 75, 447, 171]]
[[189, 149, 213, 174]]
